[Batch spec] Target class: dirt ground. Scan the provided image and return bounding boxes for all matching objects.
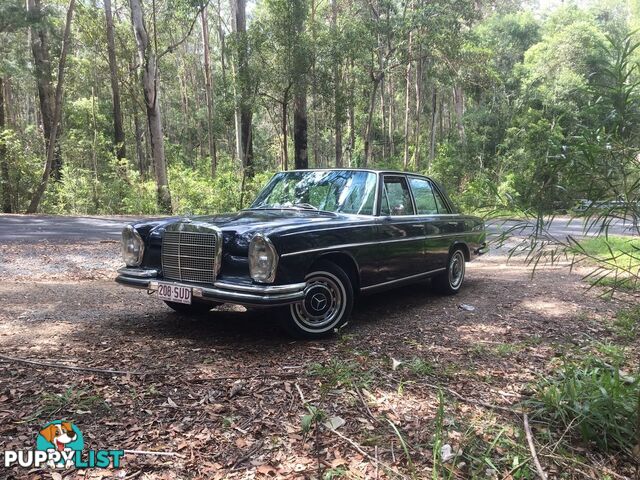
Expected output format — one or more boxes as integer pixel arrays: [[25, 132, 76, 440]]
[[0, 241, 637, 479]]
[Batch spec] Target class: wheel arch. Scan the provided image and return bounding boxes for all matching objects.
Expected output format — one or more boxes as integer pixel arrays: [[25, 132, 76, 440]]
[[311, 251, 361, 294], [450, 241, 470, 261]]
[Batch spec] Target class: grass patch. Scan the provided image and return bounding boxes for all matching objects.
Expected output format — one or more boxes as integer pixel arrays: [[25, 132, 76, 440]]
[[308, 359, 373, 390], [576, 236, 640, 260], [593, 341, 627, 365], [405, 358, 435, 376], [589, 275, 639, 291], [614, 306, 640, 339], [529, 356, 639, 455], [572, 236, 640, 292], [495, 343, 520, 357], [322, 467, 347, 479], [24, 386, 105, 422], [572, 235, 640, 294], [430, 393, 532, 478]]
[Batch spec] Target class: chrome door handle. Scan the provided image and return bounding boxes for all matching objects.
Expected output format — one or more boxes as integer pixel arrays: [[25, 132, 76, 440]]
[[448, 222, 458, 226]]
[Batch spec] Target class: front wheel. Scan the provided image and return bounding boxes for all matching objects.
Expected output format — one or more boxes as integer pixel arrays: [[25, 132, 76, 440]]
[[279, 261, 354, 339], [433, 248, 466, 295]]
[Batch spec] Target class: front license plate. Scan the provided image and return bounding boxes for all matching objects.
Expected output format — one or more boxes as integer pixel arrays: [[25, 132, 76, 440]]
[[157, 283, 192, 305]]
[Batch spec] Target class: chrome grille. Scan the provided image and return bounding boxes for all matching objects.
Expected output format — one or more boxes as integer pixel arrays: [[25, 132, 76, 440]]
[[161, 230, 218, 284]]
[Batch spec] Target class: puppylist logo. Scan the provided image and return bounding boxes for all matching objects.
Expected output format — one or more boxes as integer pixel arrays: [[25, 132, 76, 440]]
[[3, 420, 124, 469]]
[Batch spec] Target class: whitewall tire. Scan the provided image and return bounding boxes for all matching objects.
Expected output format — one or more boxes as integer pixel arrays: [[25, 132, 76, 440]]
[[280, 261, 354, 339]]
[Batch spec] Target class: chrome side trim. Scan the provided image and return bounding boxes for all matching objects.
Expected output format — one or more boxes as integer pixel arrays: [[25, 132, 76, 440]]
[[280, 232, 472, 258], [279, 215, 466, 237], [117, 267, 158, 278], [360, 268, 446, 292], [280, 223, 379, 236]]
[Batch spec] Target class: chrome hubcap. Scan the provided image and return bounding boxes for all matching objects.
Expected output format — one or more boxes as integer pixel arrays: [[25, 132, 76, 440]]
[[291, 272, 345, 332], [449, 251, 465, 289]]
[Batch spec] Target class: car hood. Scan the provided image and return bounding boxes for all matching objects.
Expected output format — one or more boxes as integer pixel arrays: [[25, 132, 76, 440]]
[[134, 209, 371, 254], [188, 209, 344, 234]]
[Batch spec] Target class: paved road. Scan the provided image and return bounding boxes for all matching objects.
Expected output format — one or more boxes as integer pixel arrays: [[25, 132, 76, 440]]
[[486, 217, 638, 239], [0, 214, 143, 243], [0, 214, 636, 244]]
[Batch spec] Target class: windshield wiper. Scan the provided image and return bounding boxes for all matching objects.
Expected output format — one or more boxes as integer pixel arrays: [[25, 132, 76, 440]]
[[249, 203, 323, 212], [292, 203, 318, 211]]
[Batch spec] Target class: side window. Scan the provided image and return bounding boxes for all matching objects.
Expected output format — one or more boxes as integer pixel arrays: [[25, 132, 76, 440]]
[[432, 185, 451, 214], [381, 177, 415, 216], [408, 178, 438, 215]]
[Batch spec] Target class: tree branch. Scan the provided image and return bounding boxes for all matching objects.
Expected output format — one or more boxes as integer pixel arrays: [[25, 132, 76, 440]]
[[158, 0, 212, 59], [524, 413, 548, 480]]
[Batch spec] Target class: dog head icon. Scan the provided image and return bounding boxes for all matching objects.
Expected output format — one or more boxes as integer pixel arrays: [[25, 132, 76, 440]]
[[39, 422, 77, 451]]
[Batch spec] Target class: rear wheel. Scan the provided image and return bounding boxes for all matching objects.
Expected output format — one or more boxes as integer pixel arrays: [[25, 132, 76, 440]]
[[433, 248, 466, 295], [164, 300, 220, 314], [280, 261, 354, 339]]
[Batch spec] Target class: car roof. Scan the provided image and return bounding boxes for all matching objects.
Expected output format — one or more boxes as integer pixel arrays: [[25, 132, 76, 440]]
[[282, 168, 430, 177]]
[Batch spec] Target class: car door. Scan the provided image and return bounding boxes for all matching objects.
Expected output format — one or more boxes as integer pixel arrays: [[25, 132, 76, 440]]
[[376, 175, 426, 283], [407, 176, 455, 271]]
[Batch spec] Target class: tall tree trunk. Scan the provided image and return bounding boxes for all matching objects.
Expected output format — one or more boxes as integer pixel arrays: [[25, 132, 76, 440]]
[[292, 0, 308, 170], [377, 28, 387, 162], [231, 62, 243, 165], [216, 0, 233, 155], [201, 7, 218, 176], [133, 107, 146, 176], [281, 88, 289, 170], [3, 79, 17, 129], [380, 75, 387, 161], [453, 83, 465, 141], [294, 92, 308, 169], [402, 28, 413, 170], [0, 77, 11, 213], [230, 0, 253, 174], [130, 0, 172, 213], [178, 54, 189, 149], [363, 74, 381, 167], [428, 90, 438, 168], [27, 0, 63, 181], [27, 0, 76, 213], [348, 57, 355, 167], [387, 72, 395, 157], [217, 0, 227, 87], [413, 53, 423, 169], [91, 85, 100, 210], [331, 0, 342, 167], [310, 0, 319, 167], [438, 96, 444, 138], [104, 0, 126, 160]]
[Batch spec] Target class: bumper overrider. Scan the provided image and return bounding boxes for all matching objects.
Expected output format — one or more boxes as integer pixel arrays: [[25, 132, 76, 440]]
[[116, 267, 306, 307]]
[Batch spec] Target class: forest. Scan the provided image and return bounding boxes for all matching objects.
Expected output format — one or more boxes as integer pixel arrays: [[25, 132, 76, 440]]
[[0, 0, 639, 216]]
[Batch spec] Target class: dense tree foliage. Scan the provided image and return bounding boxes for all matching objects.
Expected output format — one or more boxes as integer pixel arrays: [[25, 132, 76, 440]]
[[0, 0, 638, 215]]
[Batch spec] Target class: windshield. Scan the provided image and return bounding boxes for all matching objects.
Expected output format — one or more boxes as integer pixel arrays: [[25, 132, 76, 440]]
[[251, 170, 377, 215]]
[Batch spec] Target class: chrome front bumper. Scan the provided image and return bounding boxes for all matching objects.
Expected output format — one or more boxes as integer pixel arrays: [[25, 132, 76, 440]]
[[116, 267, 306, 306]]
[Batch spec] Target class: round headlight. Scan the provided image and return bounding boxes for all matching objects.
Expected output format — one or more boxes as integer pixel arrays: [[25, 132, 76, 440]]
[[121, 225, 144, 267], [249, 234, 278, 283]]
